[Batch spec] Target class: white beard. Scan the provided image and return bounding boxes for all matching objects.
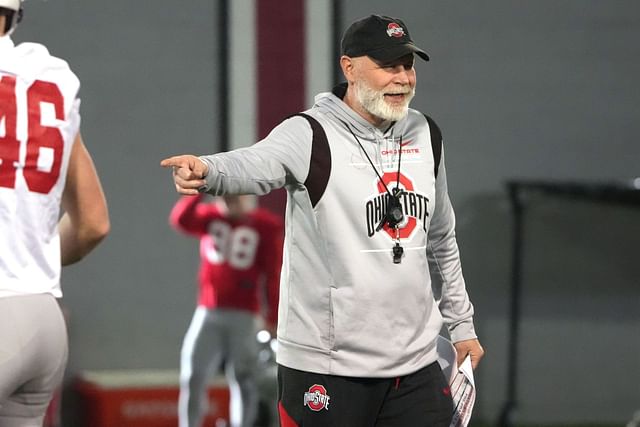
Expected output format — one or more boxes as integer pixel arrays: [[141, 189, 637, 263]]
[[354, 79, 415, 122]]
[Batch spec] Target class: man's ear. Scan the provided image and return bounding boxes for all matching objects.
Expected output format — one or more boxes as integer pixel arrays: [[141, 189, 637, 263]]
[[340, 56, 355, 84]]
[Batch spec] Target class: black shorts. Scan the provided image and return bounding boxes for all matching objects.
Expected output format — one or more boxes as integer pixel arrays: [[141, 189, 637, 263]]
[[277, 361, 453, 427]]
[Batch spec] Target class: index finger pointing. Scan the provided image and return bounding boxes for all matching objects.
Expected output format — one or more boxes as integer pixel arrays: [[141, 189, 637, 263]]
[[160, 156, 189, 168]]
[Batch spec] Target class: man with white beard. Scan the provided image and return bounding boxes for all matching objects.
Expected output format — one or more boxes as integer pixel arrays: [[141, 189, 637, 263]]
[[162, 14, 484, 427]]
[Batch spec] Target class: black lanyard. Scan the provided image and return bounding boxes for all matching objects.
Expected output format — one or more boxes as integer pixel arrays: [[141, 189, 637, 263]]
[[343, 121, 405, 264]]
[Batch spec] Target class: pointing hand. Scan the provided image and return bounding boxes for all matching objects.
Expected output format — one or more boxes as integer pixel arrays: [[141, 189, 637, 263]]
[[160, 155, 209, 195]]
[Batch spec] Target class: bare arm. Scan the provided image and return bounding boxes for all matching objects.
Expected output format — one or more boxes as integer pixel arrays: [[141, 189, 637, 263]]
[[59, 133, 110, 265]]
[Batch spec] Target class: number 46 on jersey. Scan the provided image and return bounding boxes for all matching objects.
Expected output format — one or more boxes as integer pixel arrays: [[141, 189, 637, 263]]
[[0, 74, 65, 194]]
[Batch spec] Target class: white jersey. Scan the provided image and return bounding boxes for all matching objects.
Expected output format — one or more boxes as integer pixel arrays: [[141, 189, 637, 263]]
[[0, 35, 81, 297]]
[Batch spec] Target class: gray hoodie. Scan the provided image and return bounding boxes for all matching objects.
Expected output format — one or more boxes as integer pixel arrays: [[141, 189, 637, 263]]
[[200, 85, 476, 377]]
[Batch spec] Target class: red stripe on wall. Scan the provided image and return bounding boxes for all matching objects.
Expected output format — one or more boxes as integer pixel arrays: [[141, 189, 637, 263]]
[[257, 0, 306, 138], [256, 0, 306, 214]]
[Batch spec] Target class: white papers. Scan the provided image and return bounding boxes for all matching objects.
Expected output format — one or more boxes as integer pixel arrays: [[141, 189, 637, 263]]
[[436, 336, 476, 427]]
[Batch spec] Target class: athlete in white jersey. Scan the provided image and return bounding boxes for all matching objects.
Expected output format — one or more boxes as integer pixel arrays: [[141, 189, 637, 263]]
[[0, 2, 110, 425]]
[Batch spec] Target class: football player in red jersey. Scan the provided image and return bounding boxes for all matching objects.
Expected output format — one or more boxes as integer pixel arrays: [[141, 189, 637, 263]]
[[170, 194, 283, 427], [0, 1, 110, 425]]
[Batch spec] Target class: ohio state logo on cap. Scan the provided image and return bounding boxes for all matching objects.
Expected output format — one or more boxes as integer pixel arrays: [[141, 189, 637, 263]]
[[303, 384, 331, 411], [386, 22, 405, 38]]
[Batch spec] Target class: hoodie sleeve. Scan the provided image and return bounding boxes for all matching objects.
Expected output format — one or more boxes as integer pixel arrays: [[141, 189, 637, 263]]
[[426, 148, 477, 343], [169, 194, 210, 236], [199, 116, 313, 196]]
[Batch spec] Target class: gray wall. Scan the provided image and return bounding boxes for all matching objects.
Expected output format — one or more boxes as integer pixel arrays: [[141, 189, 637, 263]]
[[14, 1, 640, 424]]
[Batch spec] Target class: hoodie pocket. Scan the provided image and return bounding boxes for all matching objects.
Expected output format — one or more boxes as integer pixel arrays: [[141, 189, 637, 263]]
[[329, 286, 336, 350]]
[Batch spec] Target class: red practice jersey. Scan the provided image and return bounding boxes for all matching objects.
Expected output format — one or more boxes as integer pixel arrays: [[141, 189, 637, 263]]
[[170, 195, 283, 325]]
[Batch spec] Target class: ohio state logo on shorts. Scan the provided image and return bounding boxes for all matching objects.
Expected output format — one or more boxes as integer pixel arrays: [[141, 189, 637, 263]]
[[303, 384, 330, 411], [386, 22, 405, 38]]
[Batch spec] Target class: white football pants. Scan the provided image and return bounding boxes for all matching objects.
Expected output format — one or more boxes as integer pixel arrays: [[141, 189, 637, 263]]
[[179, 307, 261, 427], [0, 294, 67, 427]]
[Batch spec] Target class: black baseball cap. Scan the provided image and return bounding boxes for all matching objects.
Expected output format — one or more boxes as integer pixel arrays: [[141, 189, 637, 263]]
[[341, 15, 429, 63]]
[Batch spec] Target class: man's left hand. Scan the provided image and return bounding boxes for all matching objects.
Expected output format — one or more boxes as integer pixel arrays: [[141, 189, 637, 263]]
[[453, 338, 485, 370]]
